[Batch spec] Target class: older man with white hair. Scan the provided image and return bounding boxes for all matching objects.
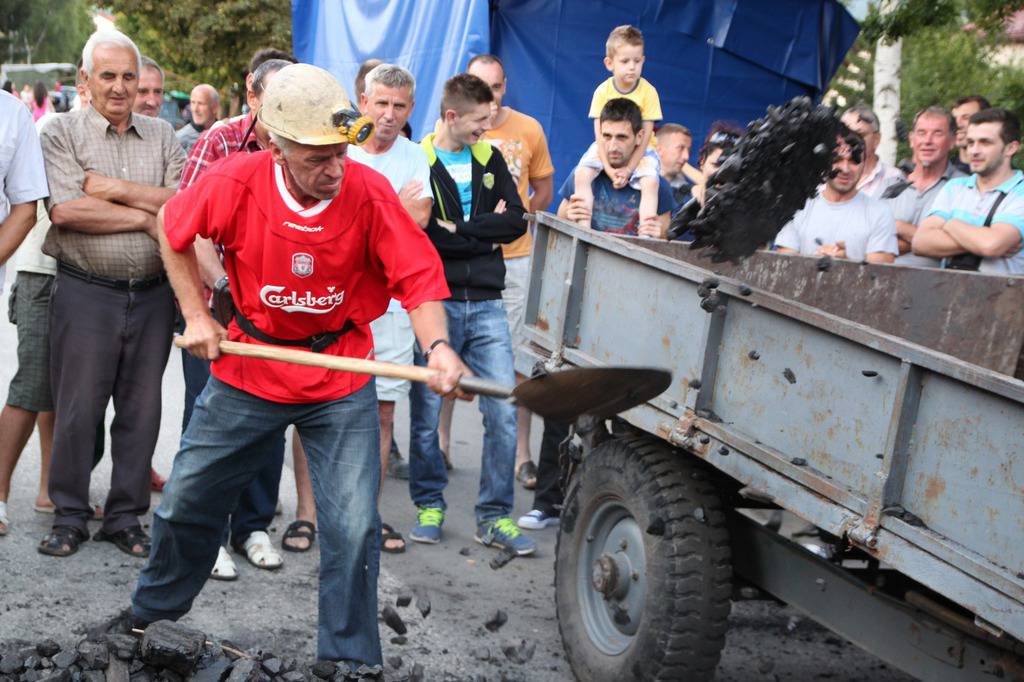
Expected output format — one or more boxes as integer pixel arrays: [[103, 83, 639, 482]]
[[36, 28, 186, 558], [176, 84, 220, 152]]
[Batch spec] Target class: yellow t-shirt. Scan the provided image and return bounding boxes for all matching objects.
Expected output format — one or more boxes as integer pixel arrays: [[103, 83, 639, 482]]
[[588, 77, 662, 121], [483, 108, 555, 259]]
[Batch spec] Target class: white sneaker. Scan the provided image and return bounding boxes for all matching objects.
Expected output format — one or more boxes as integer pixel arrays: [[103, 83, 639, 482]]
[[210, 546, 238, 581], [517, 509, 560, 530]]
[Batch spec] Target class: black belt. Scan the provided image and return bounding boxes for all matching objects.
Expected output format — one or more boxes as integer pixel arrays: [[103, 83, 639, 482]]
[[234, 311, 355, 354], [58, 262, 167, 291]]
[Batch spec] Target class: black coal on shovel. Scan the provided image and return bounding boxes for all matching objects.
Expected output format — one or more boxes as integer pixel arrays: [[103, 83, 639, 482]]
[[173, 339, 671, 420]]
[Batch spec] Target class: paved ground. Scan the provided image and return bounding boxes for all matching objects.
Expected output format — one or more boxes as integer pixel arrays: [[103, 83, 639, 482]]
[[0, 278, 914, 680]]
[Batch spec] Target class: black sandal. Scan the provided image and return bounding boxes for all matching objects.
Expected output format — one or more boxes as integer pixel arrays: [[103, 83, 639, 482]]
[[93, 525, 151, 558], [38, 526, 88, 557], [281, 520, 316, 553], [381, 523, 406, 554]]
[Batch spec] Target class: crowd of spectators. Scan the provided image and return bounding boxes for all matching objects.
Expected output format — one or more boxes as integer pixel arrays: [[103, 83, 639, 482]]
[[0, 21, 1022, 573]]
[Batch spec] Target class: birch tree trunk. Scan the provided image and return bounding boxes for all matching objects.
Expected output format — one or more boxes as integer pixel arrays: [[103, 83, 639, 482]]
[[873, 4, 902, 167]]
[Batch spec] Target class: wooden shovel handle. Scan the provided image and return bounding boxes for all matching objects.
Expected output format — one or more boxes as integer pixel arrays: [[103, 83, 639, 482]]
[[172, 337, 512, 399]]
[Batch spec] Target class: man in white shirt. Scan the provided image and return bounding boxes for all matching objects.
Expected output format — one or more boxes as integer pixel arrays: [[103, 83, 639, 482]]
[[0, 89, 50, 536], [841, 106, 905, 199], [318, 62, 431, 554], [775, 134, 898, 264]]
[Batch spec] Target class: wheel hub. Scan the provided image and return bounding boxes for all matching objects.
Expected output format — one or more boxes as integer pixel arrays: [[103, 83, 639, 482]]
[[591, 552, 632, 600]]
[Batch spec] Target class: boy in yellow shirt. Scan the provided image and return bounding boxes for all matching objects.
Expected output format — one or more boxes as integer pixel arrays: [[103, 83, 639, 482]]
[[573, 24, 663, 228]]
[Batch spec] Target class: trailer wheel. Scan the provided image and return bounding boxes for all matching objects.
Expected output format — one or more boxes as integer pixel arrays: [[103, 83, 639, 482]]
[[556, 436, 732, 681]]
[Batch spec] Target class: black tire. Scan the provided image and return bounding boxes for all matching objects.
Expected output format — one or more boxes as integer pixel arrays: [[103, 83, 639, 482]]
[[556, 436, 732, 681]]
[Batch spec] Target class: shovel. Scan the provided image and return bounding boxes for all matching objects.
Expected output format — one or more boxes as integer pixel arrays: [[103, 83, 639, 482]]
[[173, 338, 671, 421]]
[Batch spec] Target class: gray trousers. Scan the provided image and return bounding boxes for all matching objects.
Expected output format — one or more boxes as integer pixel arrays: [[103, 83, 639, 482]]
[[48, 271, 174, 534]]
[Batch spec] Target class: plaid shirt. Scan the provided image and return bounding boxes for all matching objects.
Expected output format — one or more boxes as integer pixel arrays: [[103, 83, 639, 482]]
[[179, 112, 260, 189], [40, 106, 186, 278]]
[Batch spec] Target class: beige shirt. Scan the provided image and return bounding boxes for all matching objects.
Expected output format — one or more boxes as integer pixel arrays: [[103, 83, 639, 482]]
[[40, 106, 186, 279]]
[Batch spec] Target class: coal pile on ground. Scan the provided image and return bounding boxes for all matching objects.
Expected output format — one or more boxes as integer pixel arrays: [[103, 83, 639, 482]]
[[669, 96, 851, 262], [0, 620, 391, 682]]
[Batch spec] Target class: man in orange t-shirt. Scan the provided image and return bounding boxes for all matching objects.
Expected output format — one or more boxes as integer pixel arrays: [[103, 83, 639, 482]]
[[467, 54, 554, 488]]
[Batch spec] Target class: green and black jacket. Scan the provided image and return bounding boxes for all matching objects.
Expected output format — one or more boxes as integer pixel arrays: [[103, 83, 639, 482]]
[[419, 133, 527, 300]]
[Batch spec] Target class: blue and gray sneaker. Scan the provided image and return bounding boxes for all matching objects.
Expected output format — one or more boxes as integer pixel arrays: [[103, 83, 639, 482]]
[[410, 506, 444, 544], [475, 517, 537, 556]]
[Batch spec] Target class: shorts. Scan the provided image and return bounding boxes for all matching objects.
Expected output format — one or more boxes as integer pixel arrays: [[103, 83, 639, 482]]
[[578, 142, 661, 190], [6, 271, 55, 412], [369, 308, 415, 402], [502, 255, 529, 356]]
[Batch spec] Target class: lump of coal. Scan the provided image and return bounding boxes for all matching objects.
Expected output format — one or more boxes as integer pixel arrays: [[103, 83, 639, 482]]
[[489, 547, 517, 570], [36, 642, 61, 659], [484, 609, 508, 633], [645, 516, 665, 536], [738, 284, 753, 296], [783, 368, 797, 384], [501, 640, 536, 665], [191, 658, 230, 682], [311, 660, 336, 679], [260, 657, 282, 676], [386, 656, 403, 670], [688, 378, 702, 389], [76, 641, 109, 670], [381, 606, 407, 635], [224, 659, 260, 682], [409, 662, 425, 682], [414, 588, 431, 618], [140, 621, 207, 676], [670, 97, 848, 262], [396, 590, 413, 608], [791, 457, 807, 466], [747, 350, 760, 360], [51, 651, 78, 669], [105, 657, 129, 682], [104, 635, 138, 661], [861, 370, 879, 377], [816, 255, 833, 272], [458, 547, 472, 556]]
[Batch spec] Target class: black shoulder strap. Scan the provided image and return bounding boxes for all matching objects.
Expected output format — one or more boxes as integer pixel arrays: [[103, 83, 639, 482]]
[[983, 190, 1009, 227]]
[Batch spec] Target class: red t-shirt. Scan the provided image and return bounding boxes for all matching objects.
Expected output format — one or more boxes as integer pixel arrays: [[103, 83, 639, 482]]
[[163, 151, 449, 403]]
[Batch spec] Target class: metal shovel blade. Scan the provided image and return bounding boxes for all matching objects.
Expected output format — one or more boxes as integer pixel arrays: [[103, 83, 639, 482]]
[[509, 366, 672, 421]]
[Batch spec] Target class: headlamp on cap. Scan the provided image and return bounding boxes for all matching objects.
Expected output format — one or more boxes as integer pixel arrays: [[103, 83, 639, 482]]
[[332, 108, 374, 146]]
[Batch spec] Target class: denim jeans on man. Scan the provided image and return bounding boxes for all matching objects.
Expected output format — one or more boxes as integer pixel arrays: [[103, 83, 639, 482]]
[[132, 377, 382, 665], [177, 317, 284, 547], [409, 299, 516, 521]]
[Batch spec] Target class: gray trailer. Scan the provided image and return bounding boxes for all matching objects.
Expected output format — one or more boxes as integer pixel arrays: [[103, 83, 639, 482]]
[[517, 212, 1024, 681]]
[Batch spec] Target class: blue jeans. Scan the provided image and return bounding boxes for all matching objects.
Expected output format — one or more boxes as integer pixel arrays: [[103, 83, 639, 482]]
[[408, 299, 516, 523], [132, 377, 382, 665], [178, 318, 283, 547]]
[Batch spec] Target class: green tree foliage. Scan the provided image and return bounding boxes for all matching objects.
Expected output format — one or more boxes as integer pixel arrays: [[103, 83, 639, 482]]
[[862, 0, 1024, 42], [0, 0, 93, 65], [828, 2, 1024, 161], [107, 0, 292, 93]]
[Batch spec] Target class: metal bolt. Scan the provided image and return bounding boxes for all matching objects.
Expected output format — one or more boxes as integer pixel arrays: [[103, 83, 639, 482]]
[[619, 538, 628, 550], [631, 571, 639, 581]]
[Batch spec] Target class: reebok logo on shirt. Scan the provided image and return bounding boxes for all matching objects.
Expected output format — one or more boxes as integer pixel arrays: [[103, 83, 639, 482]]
[[260, 285, 345, 314], [283, 220, 325, 233]]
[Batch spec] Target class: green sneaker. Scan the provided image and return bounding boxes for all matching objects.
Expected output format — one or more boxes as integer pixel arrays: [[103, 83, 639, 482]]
[[410, 506, 444, 544], [476, 517, 537, 556]]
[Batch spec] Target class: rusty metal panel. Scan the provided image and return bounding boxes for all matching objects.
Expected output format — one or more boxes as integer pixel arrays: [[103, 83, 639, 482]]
[[710, 303, 903, 496], [635, 240, 1024, 376], [901, 372, 1024, 575]]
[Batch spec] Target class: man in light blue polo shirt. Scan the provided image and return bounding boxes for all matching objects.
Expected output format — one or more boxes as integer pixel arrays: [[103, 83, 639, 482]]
[[913, 108, 1024, 275]]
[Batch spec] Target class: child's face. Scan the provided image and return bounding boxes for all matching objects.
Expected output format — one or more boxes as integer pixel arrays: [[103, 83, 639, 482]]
[[604, 43, 645, 88]]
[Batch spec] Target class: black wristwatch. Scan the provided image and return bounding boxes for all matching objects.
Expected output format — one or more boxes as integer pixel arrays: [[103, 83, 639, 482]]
[[423, 338, 450, 361]]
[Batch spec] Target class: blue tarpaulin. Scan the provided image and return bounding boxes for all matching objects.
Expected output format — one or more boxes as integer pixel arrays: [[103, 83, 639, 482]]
[[292, 0, 858, 204], [291, 0, 490, 142]]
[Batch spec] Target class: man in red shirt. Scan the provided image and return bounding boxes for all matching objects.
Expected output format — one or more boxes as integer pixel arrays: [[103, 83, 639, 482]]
[[129, 64, 466, 672]]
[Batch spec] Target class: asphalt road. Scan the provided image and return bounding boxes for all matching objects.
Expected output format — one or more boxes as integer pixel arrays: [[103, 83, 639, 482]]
[[0, 277, 913, 681]]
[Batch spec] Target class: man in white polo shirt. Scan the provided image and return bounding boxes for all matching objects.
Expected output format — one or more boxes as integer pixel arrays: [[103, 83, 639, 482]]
[[913, 108, 1024, 275]]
